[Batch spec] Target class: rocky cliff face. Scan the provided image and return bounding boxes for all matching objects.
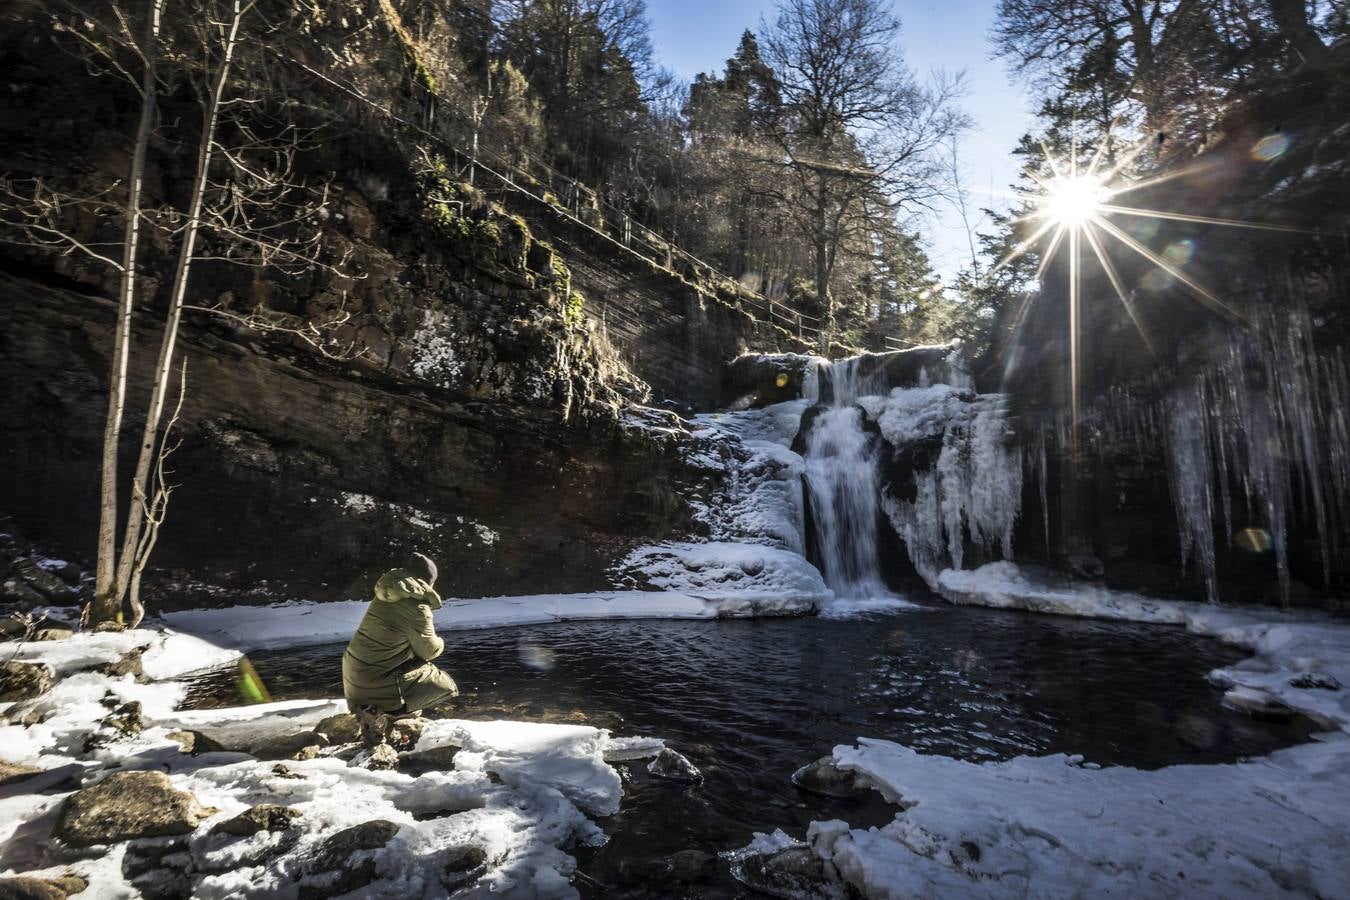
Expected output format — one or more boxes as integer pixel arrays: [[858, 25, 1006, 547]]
[[0, 5, 782, 604]]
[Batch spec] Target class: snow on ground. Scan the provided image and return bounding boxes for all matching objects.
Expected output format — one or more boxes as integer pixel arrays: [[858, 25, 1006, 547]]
[[799, 734, 1350, 899], [159, 584, 820, 655], [1, 631, 668, 898]]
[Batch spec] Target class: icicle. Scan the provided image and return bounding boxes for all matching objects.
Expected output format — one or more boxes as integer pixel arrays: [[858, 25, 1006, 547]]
[[1165, 378, 1219, 603]]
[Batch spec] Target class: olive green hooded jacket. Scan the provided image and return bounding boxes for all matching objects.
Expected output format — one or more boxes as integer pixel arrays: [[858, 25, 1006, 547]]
[[342, 568, 459, 712]]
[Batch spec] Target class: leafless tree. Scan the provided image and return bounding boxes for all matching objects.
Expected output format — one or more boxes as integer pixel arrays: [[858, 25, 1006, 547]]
[[0, 0, 361, 627], [760, 0, 966, 352]]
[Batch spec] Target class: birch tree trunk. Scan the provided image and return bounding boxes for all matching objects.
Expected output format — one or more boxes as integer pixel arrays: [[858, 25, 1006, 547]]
[[91, 0, 163, 624], [106, 0, 246, 618]]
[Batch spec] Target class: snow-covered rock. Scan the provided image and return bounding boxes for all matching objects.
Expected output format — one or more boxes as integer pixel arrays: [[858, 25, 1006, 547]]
[[620, 541, 829, 612]]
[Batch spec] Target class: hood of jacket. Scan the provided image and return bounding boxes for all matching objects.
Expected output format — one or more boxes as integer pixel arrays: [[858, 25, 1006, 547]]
[[373, 568, 443, 609]]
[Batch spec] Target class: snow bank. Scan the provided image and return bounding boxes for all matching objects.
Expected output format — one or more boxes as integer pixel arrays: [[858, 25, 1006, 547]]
[[803, 735, 1350, 899], [4, 628, 240, 679], [620, 541, 829, 613], [938, 561, 1350, 730], [417, 720, 622, 817], [159, 585, 821, 655]]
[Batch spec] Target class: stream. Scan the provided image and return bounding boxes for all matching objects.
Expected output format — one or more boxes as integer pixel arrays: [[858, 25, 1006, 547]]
[[185, 602, 1311, 897]]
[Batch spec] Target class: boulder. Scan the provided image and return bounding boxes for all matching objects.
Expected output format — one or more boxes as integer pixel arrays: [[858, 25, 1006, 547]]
[[11, 560, 77, 603], [102, 701, 144, 736], [251, 731, 320, 760], [98, 649, 144, 679], [300, 819, 400, 899], [647, 748, 703, 783], [791, 756, 867, 799], [167, 731, 227, 755], [289, 744, 322, 761], [366, 743, 399, 771], [736, 845, 837, 899], [0, 615, 32, 638], [55, 771, 216, 847], [312, 713, 360, 745], [0, 579, 44, 606], [309, 820, 401, 872], [212, 804, 302, 837], [387, 715, 431, 749], [32, 628, 73, 642], [121, 836, 192, 900], [398, 743, 460, 776], [441, 845, 489, 891], [0, 662, 53, 702]]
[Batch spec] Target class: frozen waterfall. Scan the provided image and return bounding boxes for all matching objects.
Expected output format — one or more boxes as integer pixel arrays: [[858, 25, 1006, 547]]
[[801, 358, 890, 599]]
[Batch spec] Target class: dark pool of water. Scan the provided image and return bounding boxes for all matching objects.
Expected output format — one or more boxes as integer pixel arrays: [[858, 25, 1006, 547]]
[[185, 605, 1312, 897]]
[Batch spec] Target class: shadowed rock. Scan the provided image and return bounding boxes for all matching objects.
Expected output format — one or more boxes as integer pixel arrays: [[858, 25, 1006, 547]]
[[212, 804, 302, 837], [791, 756, 867, 799], [0, 662, 53, 703]]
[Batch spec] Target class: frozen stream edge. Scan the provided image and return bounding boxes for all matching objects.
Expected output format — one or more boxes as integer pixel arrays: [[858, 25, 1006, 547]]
[[731, 562, 1350, 900], [0, 621, 677, 898]]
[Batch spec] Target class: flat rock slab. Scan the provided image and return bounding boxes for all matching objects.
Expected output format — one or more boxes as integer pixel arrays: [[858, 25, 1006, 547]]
[[0, 874, 86, 900], [55, 770, 216, 848], [0, 761, 43, 788]]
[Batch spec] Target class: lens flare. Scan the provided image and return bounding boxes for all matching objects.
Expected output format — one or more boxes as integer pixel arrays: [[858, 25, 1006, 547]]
[[1043, 174, 1107, 227], [1251, 134, 1290, 161]]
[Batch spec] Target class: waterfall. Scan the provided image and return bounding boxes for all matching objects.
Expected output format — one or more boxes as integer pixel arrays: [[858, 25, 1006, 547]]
[[799, 358, 894, 600], [801, 401, 889, 599]]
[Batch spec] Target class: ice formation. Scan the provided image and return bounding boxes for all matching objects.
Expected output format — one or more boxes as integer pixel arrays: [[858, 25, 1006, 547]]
[[1043, 308, 1350, 605]]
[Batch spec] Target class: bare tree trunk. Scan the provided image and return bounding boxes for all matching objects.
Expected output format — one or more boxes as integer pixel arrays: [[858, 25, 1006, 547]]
[[91, 0, 163, 624], [127, 360, 187, 628], [815, 226, 832, 356], [110, 0, 245, 614], [1266, 0, 1331, 69]]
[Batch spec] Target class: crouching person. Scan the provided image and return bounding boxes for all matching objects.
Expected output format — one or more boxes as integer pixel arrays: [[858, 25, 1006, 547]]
[[342, 552, 460, 747]]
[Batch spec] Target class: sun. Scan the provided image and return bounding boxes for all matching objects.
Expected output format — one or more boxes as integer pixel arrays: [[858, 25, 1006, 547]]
[[981, 131, 1296, 447], [1043, 173, 1107, 227]]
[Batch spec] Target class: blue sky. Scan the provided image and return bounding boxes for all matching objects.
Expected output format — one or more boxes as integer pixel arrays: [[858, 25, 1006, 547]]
[[646, 0, 1037, 281]]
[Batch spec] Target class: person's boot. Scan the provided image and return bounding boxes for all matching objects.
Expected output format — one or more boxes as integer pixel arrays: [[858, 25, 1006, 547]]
[[356, 704, 390, 748]]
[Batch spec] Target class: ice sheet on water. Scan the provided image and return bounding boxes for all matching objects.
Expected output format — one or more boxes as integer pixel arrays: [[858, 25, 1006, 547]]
[[417, 720, 622, 817]]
